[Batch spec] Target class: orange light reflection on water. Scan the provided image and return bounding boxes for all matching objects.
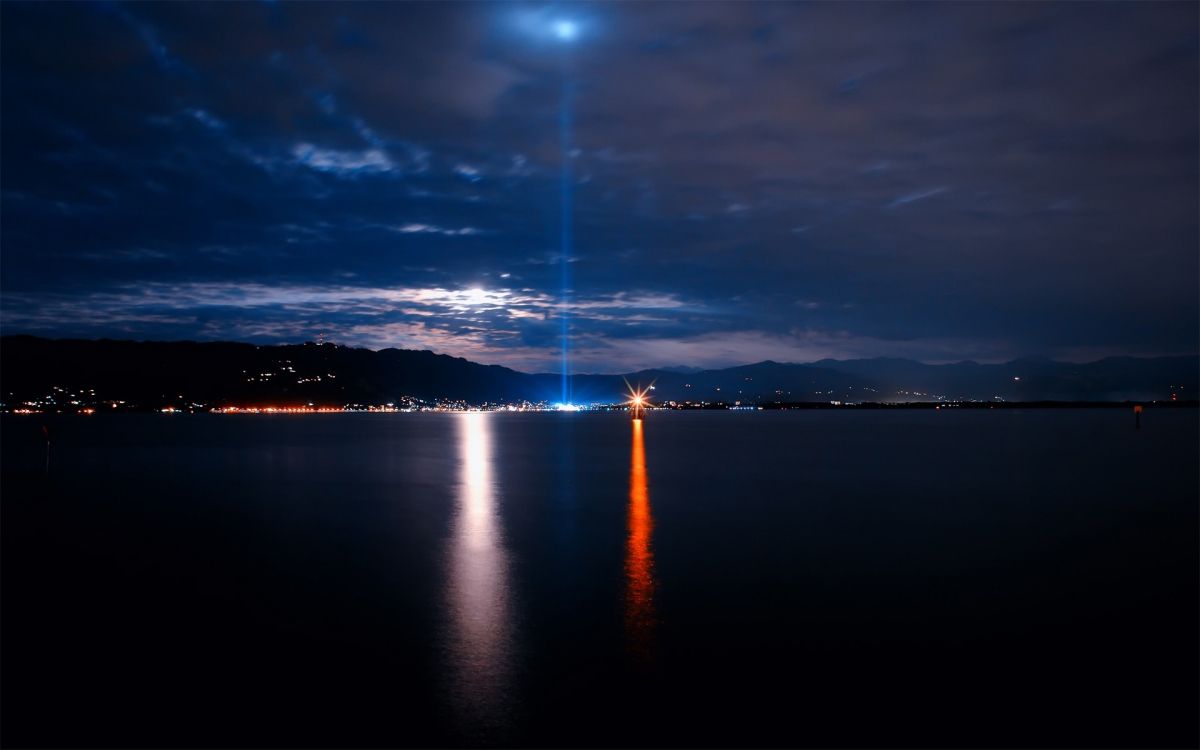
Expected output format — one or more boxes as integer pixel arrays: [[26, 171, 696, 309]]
[[625, 418, 655, 658]]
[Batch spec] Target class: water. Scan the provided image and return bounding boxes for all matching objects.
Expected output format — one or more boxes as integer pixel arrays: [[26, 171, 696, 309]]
[[2, 410, 1197, 747]]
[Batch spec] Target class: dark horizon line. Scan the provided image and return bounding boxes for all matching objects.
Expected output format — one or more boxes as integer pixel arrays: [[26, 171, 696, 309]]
[[3, 333, 1197, 378]]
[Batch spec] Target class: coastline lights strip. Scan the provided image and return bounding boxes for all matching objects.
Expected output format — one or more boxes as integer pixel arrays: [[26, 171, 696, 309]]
[[213, 406, 348, 414]]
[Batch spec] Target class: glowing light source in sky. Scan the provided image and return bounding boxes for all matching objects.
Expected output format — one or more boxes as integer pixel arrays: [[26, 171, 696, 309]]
[[509, 10, 586, 44], [553, 20, 578, 41]]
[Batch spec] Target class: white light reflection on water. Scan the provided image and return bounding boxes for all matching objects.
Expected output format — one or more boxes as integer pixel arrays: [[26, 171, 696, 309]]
[[444, 411, 514, 736]]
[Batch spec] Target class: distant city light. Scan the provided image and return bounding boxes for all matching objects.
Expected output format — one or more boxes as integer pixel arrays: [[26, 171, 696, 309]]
[[554, 402, 580, 412]]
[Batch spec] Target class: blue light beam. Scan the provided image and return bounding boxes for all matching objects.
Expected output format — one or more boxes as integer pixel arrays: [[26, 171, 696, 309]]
[[559, 72, 574, 406]]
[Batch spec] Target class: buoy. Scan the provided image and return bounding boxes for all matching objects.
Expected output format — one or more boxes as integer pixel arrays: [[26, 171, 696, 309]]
[[1134, 404, 1143, 430]]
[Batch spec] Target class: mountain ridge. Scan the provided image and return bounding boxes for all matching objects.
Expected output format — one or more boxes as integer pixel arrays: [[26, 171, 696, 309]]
[[1, 335, 1195, 408]]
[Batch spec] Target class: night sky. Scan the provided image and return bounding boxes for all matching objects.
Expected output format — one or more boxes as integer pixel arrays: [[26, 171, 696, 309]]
[[2, 1, 1197, 373]]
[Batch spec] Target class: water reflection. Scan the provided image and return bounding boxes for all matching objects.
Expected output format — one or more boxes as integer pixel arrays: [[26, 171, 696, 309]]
[[625, 418, 656, 659], [444, 412, 513, 734]]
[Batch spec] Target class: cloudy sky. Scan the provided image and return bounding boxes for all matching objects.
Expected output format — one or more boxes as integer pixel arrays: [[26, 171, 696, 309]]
[[2, 1, 1196, 372]]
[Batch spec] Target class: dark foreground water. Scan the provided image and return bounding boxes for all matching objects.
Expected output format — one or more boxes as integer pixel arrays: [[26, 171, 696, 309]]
[[2, 410, 1197, 748]]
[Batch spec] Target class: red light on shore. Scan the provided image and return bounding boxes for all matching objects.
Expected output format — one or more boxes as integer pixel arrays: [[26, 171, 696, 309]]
[[624, 378, 653, 420]]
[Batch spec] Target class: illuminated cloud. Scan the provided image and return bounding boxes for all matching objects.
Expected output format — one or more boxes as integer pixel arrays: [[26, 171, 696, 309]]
[[0, 281, 704, 371], [887, 187, 948, 209], [393, 224, 483, 236], [186, 108, 226, 131], [290, 143, 394, 175]]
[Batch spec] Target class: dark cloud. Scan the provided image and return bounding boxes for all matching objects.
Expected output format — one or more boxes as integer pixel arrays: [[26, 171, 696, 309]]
[[2, 1, 1196, 371]]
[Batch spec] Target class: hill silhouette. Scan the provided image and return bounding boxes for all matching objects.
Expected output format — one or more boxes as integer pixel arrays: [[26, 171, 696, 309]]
[[1, 336, 1194, 409]]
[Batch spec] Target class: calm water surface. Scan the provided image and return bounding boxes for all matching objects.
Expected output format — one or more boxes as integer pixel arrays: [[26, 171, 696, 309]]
[[3, 410, 1197, 747]]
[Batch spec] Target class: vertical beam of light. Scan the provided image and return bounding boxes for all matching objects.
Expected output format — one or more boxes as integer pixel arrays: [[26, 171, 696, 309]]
[[559, 71, 573, 405], [625, 418, 655, 659], [444, 412, 514, 738]]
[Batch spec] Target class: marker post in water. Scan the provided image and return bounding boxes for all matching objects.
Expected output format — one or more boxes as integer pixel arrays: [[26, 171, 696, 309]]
[[1134, 404, 1143, 430], [42, 424, 51, 473]]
